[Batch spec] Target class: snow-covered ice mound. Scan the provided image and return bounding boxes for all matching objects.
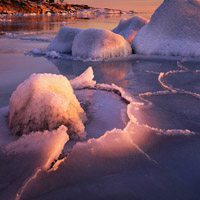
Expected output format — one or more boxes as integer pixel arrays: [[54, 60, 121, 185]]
[[48, 26, 81, 53], [133, 0, 200, 57], [72, 28, 132, 61], [113, 16, 148, 43], [9, 73, 86, 138]]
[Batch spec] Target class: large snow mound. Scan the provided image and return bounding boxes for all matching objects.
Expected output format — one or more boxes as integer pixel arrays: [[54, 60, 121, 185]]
[[9, 73, 86, 138], [72, 28, 132, 61], [132, 0, 200, 57], [113, 16, 148, 43], [48, 26, 81, 53]]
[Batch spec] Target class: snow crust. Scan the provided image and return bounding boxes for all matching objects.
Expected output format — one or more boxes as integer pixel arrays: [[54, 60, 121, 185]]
[[0, 125, 69, 200], [5, 125, 69, 170], [9, 73, 86, 138], [72, 28, 132, 61], [113, 16, 148, 43], [48, 26, 81, 53], [133, 0, 200, 57]]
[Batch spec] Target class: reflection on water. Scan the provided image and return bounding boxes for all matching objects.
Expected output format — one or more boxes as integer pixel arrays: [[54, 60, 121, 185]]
[[0, 14, 134, 33], [50, 58, 132, 87]]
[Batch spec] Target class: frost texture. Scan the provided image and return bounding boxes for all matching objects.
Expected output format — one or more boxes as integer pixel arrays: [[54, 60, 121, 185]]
[[113, 16, 148, 43], [9, 73, 86, 138], [48, 26, 81, 53], [133, 0, 200, 57], [72, 28, 132, 61]]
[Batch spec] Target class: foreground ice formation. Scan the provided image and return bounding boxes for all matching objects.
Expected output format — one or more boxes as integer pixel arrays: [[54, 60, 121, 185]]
[[9, 73, 86, 138], [133, 0, 200, 57], [5, 125, 69, 170], [72, 28, 132, 60], [48, 26, 81, 53], [113, 16, 148, 43], [0, 125, 69, 200]]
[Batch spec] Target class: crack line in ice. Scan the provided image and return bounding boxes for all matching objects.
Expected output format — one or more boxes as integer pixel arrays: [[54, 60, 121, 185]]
[[127, 96, 198, 136], [177, 61, 190, 71], [15, 168, 42, 200], [73, 69, 198, 137], [158, 65, 200, 99], [70, 73, 159, 165], [15, 151, 70, 200], [127, 132, 159, 165]]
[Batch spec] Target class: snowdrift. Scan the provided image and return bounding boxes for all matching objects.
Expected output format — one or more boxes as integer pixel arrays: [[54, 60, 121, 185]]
[[133, 0, 200, 57], [113, 16, 148, 43], [48, 26, 81, 53], [72, 28, 132, 61], [9, 73, 86, 138]]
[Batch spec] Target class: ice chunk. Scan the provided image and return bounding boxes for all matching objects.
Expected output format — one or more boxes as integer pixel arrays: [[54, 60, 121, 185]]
[[72, 28, 132, 61], [113, 16, 148, 43], [5, 125, 69, 170], [133, 0, 200, 57], [48, 26, 81, 53], [70, 67, 96, 89], [9, 73, 86, 138]]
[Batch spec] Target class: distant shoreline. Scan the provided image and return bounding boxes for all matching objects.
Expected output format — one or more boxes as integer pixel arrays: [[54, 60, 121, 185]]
[[0, 0, 135, 17]]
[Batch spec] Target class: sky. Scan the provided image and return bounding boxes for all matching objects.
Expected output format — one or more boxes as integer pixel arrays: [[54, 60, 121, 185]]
[[66, 0, 163, 13]]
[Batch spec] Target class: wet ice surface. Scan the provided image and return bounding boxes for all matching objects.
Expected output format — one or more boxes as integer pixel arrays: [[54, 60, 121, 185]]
[[76, 89, 127, 138], [0, 21, 200, 200]]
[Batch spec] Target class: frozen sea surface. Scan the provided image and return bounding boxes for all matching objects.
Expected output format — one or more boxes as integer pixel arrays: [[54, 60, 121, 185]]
[[0, 16, 200, 200]]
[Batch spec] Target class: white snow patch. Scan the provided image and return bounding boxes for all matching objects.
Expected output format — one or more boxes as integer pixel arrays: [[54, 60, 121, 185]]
[[9, 73, 86, 138], [72, 28, 132, 61], [133, 0, 200, 57], [113, 16, 148, 43]]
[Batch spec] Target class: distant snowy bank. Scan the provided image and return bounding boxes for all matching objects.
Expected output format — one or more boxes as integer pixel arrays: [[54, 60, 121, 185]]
[[29, 0, 200, 61], [38, 16, 147, 61]]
